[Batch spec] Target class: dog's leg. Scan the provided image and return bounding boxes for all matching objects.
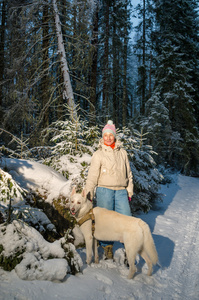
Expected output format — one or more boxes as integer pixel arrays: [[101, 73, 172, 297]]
[[85, 235, 93, 265], [93, 238, 99, 264], [124, 243, 137, 279], [126, 254, 137, 279], [124, 232, 142, 279], [80, 223, 93, 265], [139, 249, 153, 276]]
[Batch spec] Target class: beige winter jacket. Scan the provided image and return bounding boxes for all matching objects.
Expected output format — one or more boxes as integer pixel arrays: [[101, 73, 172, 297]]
[[85, 139, 134, 199]]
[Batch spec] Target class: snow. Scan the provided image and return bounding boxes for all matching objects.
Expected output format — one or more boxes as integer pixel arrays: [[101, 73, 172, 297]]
[[0, 158, 70, 202], [0, 159, 199, 300], [0, 168, 25, 203], [0, 220, 82, 282]]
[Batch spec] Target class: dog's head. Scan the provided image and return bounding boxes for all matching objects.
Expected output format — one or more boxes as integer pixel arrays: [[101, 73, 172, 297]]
[[69, 187, 87, 217]]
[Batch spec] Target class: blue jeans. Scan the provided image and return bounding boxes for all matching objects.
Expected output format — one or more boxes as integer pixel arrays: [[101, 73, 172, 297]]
[[96, 187, 131, 248]]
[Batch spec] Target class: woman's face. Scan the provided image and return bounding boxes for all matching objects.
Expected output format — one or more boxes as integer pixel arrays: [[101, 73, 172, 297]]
[[103, 132, 115, 146]]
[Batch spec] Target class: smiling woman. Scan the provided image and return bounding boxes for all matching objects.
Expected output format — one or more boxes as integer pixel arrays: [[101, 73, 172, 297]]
[[85, 120, 134, 259], [103, 132, 115, 146], [102, 121, 116, 147]]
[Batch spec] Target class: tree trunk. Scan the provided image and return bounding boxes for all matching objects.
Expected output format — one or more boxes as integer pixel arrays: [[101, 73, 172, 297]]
[[102, 1, 110, 122], [41, 4, 50, 128], [52, 0, 77, 121], [112, 3, 117, 125], [122, 0, 128, 127], [149, 50, 152, 98], [89, 2, 99, 126], [141, 0, 146, 115], [0, 0, 6, 124]]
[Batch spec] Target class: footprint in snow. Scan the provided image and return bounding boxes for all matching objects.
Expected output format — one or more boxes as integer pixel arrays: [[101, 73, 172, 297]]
[[95, 273, 113, 285]]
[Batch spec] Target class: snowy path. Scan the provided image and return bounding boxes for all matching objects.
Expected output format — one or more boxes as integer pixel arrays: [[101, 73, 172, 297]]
[[150, 175, 199, 300], [0, 174, 199, 300]]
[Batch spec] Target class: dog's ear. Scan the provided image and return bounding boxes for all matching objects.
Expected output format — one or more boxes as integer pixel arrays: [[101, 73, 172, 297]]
[[71, 187, 76, 196], [86, 192, 92, 201], [81, 189, 87, 198]]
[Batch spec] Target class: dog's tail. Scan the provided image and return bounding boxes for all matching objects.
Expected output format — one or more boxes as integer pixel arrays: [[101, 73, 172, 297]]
[[140, 220, 158, 265]]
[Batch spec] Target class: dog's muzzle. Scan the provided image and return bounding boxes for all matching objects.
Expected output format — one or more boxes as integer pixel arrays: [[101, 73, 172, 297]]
[[70, 207, 77, 216]]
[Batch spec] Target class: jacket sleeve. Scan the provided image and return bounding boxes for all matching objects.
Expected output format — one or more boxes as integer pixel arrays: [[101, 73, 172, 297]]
[[85, 151, 101, 200], [125, 152, 134, 197]]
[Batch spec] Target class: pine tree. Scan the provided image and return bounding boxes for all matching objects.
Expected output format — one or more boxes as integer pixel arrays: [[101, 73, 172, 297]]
[[97, 0, 132, 126], [41, 118, 100, 190], [144, 0, 199, 175], [134, 0, 154, 114], [2, 1, 32, 134], [140, 91, 172, 165], [40, 3, 51, 129], [154, 0, 199, 126], [0, 0, 7, 124], [0, 1, 95, 143], [0, 168, 26, 203], [118, 126, 163, 213], [41, 118, 163, 213], [89, 1, 99, 126]]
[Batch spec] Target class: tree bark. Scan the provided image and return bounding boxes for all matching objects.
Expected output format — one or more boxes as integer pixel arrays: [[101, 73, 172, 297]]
[[112, 2, 117, 126], [141, 0, 146, 115], [122, 0, 128, 127], [41, 4, 50, 128], [102, 1, 110, 122], [52, 0, 77, 121], [89, 2, 99, 126], [0, 0, 6, 124]]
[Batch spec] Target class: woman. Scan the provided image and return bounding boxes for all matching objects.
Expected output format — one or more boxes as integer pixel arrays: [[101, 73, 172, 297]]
[[85, 120, 134, 259]]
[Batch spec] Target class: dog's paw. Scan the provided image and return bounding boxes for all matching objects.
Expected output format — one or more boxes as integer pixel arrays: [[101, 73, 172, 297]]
[[95, 257, 99, 264], [86, 257, 92, 265]]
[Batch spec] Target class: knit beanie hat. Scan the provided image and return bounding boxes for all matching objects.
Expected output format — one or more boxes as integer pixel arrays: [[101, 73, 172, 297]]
[[102, 120, 116, 137]]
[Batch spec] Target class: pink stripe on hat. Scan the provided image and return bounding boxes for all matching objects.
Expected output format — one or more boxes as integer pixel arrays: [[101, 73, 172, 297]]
[[102, 120, 116, 137]]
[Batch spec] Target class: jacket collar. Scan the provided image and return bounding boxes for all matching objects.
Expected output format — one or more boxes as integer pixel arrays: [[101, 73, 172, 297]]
[[98, 138, 122, 151]]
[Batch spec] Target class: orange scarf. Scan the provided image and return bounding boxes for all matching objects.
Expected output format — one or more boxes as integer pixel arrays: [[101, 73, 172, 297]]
[[104, 142, 115, 149]]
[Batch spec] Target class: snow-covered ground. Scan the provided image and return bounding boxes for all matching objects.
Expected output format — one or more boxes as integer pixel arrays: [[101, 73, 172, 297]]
[[0, 162, 199, 299]]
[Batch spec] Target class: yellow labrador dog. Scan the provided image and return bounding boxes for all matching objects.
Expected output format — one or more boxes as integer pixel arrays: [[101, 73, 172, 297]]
[[70, 188, 158, 279]]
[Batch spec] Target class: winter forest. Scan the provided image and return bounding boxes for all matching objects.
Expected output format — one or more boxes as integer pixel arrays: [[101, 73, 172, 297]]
[[0, 0, 199, 284]]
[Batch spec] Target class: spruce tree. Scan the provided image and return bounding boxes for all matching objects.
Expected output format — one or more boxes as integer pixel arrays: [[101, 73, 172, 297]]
[[97, 0, 132, 126], [0, 0, 95, 144], [134, 0, 154, 114], [0, 0, 7, 124], [118, 126, 163, 213], [144, 0, 199, 175]]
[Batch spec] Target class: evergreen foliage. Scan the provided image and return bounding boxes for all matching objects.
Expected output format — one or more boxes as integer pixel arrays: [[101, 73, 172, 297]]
[[0, 220, 82, 277], [42, 119, 100, 190], [0, 0, 198, 178], [0, 168, 26, 203], [118, 126, 163, 213], [42, 118, 99, 157], [140, 91, 172, 165], [1, 119, 164, 213], [142, 0, 199, 175], [41, 119, 163, 212], [134, 0, 154, 113], [0, 128, 30, 159], [97, 0, 133, 125], [0, 120, 165, 280], [0, 0, 133, 137]]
